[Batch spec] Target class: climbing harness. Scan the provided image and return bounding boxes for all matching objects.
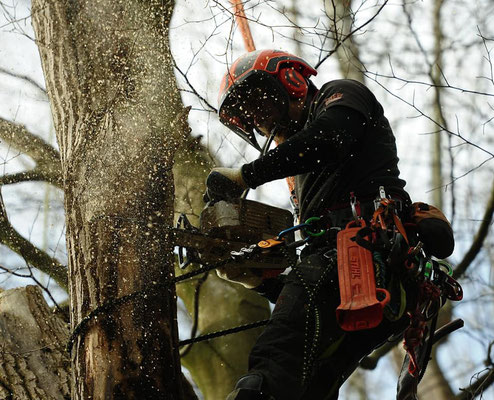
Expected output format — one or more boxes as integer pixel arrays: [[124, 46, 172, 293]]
[[343, 187, 464, 383]]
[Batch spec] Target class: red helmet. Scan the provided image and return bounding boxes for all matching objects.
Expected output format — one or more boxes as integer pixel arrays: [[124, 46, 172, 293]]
[[218, 50, 317, 150]]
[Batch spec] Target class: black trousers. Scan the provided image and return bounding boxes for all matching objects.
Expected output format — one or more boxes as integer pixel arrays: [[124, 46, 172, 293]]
[[247, 250, 409, 400]]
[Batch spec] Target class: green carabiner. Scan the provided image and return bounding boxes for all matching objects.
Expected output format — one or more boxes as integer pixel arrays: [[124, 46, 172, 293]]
[[424, 261, 433, 279], [304, 216, 326, 237], [437, 260, 454, 276]]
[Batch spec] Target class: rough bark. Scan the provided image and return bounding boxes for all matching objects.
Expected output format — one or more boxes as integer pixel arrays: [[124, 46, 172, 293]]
[[173, 136, 271, 399], [31, 1, 192, 399], [0, 286, 70, 400]]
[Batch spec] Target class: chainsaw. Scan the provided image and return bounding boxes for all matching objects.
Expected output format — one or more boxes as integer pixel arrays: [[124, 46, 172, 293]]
[[172, 198, 295, 270]]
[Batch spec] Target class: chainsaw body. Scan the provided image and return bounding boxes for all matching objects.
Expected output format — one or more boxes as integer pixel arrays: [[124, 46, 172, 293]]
[[175, 199, 295, 269]]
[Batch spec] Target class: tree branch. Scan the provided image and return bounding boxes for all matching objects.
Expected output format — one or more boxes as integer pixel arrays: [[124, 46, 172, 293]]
[[456, 368, 494, 400], [315, 0, 389, 69], [0, 169, 62, 187], [0, 66, 47, 97], [0, 191, 67, 290], [363, 72, 494, 160], [453, 180, 494, 279], [0, 118, 60, 171], [360, 336, 401, 370]]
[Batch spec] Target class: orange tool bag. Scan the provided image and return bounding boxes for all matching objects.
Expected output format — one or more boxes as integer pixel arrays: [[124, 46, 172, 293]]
[[336, 218, 391, 331], [408, 202, 454, 259], [336, 191, 409, 331]]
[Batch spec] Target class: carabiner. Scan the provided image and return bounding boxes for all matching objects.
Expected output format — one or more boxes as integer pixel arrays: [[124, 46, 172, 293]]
[[423, 260, 433, 280], [436, 260, 453, 277], [303, 217, 327, 237], [350, 192, 361, 222]]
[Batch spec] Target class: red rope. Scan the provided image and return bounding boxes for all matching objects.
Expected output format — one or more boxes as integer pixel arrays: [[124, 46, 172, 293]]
[[403, 281, 441, 377], [230, 1, 298, 201], [230, 0, 256, 52]]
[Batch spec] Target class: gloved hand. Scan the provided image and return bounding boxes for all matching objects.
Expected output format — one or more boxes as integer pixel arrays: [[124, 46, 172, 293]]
[[204, 167, 248, 203], [216, 264, 264, 289]]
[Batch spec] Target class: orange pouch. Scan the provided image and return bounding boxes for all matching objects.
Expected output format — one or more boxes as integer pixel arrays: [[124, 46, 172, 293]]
[[336, 220, 390, 331], [410, 202, 454, 259]]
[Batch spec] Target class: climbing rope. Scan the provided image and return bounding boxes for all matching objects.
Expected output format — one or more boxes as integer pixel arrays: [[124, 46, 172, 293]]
[[230, 0, 256, 52], [66, 258, 230, 353], [179, 319, 270, 347]]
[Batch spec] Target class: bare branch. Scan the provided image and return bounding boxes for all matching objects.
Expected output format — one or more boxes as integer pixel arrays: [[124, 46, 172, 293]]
[[0, 66, 47, 97], [361, 69, 494, 98], [172, 56, 217, 113], [477, 26, 494, 85], [315, 0, 389, 69], [456, 368, 494, 400], [0, 118, 60, 170], [363, 72, 494, 160], [0, 262, 64, 313], [0, 191, 67, 290], [0, 169, 62, 187], [453, 180, 494, 279], [323, 0, 365, 82], [360, 337, 401, 370]]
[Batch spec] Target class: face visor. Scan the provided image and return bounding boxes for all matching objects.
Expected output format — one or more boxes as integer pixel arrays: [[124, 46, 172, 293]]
[[218, 71, 289, 151]]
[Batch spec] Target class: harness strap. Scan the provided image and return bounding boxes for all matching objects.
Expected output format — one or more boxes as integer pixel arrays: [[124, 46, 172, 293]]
[[371, 198, 410, 244]]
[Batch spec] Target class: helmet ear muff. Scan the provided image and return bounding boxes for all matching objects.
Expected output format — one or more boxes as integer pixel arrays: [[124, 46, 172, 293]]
[[278, 67, 308, 99]]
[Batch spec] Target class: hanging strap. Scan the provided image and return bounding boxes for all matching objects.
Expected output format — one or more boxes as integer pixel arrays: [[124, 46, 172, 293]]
[[230, 0, 256, 52]]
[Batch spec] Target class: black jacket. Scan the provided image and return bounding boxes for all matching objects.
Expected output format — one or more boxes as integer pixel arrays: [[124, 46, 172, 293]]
[[241, 79, 407, 221]]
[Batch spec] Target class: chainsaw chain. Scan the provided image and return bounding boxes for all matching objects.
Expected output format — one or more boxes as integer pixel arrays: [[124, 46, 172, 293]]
[[230, 243, 259, 260], [179, 319, 270, 347]]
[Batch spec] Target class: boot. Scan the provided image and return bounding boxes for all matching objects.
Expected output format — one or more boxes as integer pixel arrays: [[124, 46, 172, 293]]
[[225, 373, 274, 400]]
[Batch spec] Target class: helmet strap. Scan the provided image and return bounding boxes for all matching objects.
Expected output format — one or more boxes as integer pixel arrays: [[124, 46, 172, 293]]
[[261, 131, 277, 155]]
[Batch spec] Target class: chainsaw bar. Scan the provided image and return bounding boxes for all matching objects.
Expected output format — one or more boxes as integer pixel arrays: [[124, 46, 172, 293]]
[[173, 199, 295, 269], [170, 227, 294, 270], [170, 227, 245, 264]]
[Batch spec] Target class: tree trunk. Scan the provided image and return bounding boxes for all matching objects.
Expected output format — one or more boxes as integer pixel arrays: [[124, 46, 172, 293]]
[[0, 286, 70, 400], [31, 1, 192, 399], [324, 0, 365, 83], [431, 0, 446, 208], [417, 353, 455, 399]]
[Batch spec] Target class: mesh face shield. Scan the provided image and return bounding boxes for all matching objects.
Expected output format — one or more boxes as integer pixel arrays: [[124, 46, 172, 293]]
[[218, 72, 289, 151]]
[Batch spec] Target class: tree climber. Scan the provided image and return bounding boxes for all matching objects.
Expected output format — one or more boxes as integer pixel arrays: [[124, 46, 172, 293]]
[[204, 50, 454, 400]]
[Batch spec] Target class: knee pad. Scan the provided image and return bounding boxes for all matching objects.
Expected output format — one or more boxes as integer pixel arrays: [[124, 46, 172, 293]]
[[226, 373, 274, 400]]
